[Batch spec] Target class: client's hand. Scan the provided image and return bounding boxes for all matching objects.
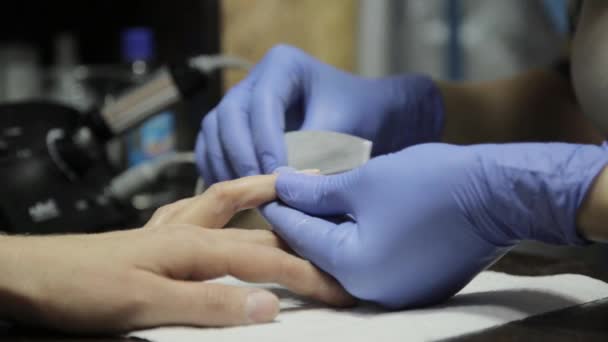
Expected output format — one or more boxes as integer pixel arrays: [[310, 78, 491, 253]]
[[0, 176, 354, 334], [144, 175, 278, 228]]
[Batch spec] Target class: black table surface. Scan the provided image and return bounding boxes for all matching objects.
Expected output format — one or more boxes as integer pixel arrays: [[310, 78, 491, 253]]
[[1, 252, 607, 342]]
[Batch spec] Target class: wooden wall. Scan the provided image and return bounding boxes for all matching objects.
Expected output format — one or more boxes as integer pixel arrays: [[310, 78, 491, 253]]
[[220, 0, 357, 89]]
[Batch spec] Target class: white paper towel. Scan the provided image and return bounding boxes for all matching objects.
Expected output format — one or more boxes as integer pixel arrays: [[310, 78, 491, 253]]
[[132, 271, 608, 341]]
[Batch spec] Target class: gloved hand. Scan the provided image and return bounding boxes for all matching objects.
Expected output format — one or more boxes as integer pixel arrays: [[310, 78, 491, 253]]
[[196, 44, 444, 185], [263, 142, 608, 308]]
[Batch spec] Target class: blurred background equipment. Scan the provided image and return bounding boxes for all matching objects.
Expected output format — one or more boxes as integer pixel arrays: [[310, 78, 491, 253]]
[[0, 0, 222, 234], [0, 48, 249, 234]]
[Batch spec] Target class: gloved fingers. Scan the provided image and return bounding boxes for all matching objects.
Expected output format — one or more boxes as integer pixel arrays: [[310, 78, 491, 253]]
[[217, 82, 261, 178], [262, 202, 354, 276], [250, 46, 311, 174], [275, 170, 357, 216], [195, 130, 214, 186], [202, 110, 236, 183]]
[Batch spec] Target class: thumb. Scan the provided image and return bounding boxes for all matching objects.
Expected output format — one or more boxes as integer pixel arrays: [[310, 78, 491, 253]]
[[275, 170, 358, 216], [137, 278, 280, 328], [261, 202, 354, 276]]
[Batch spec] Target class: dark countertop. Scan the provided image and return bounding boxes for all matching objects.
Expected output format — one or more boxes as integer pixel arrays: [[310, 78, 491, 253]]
[[2, 251, 608, 342]]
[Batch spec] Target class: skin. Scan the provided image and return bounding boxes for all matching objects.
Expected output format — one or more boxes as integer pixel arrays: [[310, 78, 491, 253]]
[[438, 71, 604, 146], [0, 175, 354, 334]]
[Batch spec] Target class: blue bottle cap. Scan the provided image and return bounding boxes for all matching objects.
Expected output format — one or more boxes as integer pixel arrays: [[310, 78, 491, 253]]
[[121, 27, 155, 62]]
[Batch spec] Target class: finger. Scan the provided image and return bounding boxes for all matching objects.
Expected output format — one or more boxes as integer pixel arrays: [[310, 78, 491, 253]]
[[261, 202, 355, 278], [197, 109, 224, 185], [275, 170, 358, 216], [144, 197, 195, 227], [205, 228, 290, 251], [220, 242, 355, 307], [202, 111, 235, 183], [137, 275, 280, 327], [170, 234, 354, 307], [250, 46, 308, 173], [218, 82, 262, 178], [177, 175, 278, 228]]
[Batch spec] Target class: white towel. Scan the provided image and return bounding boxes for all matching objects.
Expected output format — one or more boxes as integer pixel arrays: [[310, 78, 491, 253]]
[[132, 271, 608, 341]]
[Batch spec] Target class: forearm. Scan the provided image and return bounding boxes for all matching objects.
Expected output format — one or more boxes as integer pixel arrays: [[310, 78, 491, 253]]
[[437, 69, 604, 145]]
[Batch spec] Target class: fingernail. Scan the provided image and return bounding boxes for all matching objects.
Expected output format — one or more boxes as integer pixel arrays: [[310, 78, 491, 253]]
[[273, 166, 296, 174], [246, 291, 279, 323]]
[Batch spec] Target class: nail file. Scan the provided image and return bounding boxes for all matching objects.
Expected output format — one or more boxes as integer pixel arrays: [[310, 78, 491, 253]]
[[195, 131, 371, 195], [223, 131, 372, 229], [285, 130, 372, 174]]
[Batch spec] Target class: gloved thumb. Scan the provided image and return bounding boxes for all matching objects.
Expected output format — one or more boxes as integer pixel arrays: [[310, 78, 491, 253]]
[[275, 170, 358, 216], [261, 202, 354, 276]]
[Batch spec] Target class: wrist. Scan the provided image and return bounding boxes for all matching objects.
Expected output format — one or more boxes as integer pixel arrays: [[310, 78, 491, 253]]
[[470, 143, 608, 246], [577, 165, 608, 242], [0, 236, 38, 321]]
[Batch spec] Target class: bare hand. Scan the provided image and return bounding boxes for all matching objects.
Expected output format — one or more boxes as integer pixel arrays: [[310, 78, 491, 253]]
[[0, 176, 354, 333]]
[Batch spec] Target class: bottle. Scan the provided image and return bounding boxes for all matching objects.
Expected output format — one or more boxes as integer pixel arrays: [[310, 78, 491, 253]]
[[47, 33, 96, 111], [121, 27, 176, 167]]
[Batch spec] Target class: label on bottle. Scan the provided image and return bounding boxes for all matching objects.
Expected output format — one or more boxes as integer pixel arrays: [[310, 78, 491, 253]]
[[127, 111, 175, 166]]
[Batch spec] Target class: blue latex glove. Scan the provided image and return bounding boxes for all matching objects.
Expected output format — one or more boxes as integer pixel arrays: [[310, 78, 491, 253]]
[[262, 142, 608, 308], [195, 45, 444, 184]]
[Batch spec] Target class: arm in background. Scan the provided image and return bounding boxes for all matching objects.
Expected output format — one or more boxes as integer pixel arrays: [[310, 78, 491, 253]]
[[438, 68, 604, 145], [440, 0, 608, 146], [440, 0, 608, 241], [578, 161, 608, 242]]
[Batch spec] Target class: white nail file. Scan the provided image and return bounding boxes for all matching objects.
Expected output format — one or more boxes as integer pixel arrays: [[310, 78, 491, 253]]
[[285, 131, 372, 174]]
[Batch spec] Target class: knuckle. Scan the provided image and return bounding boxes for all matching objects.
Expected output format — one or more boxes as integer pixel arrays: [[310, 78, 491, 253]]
[[207, 182, 238, 208], [218, 92, 246, 116], [258, 230, 281, 245], [153, 204, 174, 218], [217, 101, 238, 118]]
